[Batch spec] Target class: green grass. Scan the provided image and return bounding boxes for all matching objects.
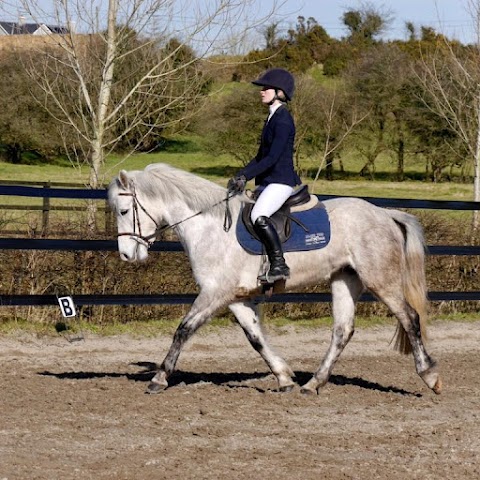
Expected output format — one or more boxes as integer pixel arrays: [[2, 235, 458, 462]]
[[1, 134, 476, 202], [0, 312, 477, 339], [1, 136, 476, 233]]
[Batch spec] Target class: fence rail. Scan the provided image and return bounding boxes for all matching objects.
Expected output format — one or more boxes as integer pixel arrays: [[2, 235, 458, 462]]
[[2, 182, 480, 207], [1, 183, 480, 307], [2, 291, 480, 307], [0, 181, 110, 233], [0, 238, 479, 256]]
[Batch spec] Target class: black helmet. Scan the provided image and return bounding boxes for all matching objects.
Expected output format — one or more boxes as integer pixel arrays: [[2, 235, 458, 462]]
[[252, 68, 295, 101]]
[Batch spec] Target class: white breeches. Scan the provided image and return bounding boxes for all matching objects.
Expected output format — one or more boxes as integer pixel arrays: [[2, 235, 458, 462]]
[[251, 183, 294, 223]]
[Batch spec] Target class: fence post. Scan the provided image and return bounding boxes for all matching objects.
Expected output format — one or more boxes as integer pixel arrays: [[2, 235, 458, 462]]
[[42, 182, 50, 235]]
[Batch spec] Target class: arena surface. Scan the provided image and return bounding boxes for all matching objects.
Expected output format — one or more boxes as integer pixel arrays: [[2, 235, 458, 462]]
[[1, 321, 479, 479]]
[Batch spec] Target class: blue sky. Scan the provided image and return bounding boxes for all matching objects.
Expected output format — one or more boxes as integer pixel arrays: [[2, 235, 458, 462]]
[[265, 0, 476, 44], [2, 0, 476, 46]]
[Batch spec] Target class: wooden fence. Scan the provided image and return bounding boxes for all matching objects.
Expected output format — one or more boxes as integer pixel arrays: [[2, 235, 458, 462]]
[[0, 180, 110, 233], [1, 181, 480, 307]]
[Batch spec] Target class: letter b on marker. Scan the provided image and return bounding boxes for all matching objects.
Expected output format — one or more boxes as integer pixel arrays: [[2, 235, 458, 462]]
[[58, 296, 76, 318]]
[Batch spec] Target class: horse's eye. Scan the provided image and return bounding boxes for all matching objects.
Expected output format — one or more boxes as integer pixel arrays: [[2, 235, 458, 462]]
[[120, 209, 129, 216]]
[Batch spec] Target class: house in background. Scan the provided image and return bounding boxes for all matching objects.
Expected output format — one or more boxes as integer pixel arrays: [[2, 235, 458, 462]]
[[0, 18, 69, 36]]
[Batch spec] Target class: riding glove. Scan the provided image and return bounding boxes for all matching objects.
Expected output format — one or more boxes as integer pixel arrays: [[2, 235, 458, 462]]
[[227, 175, 247, 194]]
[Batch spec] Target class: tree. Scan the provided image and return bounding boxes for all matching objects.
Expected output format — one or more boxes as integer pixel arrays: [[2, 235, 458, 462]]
[[324, 3, 393, 76], [345, 44, 413, 179], [0, 47, 66, 163], [192, 83, 264, 167], [2, 0, 281, 228], [342, 2, 393, 45], [236, 15, 333, 80], [413, 0, 480, 229], [109, 36, 209, 153], [262, 22, 280, 50], [289, 16, 332, 65], [406, 95, 466, 182], [405, 21, 416, 41], [292, 75, 367, 183]]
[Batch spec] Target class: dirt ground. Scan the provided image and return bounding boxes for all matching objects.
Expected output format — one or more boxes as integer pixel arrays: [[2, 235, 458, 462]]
[[0, 320, 479, 480]]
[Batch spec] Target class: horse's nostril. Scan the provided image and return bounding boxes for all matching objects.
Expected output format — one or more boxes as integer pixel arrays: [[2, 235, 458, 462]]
[[120, 252, 130, 261]]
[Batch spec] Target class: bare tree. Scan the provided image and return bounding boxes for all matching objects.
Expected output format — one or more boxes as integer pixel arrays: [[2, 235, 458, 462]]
[[1, 0, 282, 228], [414, 0, 480, 230], [262, 21, 280, 49], [192, 81, 264, 167], [292, 75, 368, 184]]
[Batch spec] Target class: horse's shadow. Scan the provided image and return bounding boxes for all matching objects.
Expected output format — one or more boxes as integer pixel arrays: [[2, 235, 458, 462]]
[[39, 362, 270, 391], [38, 362, 421, 397], [294, 371, 422, 397]]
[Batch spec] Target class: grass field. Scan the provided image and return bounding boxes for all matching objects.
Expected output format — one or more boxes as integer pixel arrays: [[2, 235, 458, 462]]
[[1, 138, 476, 234], [1, 135, 477, 202]]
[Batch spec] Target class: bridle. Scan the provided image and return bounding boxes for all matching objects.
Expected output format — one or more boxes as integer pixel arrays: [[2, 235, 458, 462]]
[[116, 185, 234, 249], [116, 187, 163, 248]]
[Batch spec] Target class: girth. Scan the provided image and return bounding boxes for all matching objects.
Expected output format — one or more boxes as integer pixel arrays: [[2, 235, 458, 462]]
[[241, 185, 311, 243]]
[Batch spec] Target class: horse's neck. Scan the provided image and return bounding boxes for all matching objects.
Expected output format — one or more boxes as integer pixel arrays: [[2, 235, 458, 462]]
[[172, 197, 239, 251]]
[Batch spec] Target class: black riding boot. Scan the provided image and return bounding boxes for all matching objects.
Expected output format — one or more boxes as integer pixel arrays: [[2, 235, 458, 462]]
[[253, 216, 290, 282]]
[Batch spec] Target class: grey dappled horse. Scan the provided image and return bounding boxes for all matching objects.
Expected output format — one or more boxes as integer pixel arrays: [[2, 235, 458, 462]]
[[108, 163, 441, 395]]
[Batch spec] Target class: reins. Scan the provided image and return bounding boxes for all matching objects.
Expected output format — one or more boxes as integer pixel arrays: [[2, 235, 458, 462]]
[[117, 186, 234, 248]]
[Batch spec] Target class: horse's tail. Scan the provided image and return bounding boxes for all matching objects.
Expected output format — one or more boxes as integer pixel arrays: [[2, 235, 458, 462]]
[[388, 209, 428, 355]]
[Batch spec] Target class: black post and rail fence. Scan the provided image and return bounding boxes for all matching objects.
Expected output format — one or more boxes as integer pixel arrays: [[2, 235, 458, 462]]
[[1, 180, 480, 307]]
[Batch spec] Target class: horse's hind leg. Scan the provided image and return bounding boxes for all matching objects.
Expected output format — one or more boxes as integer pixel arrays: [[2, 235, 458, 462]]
[[229, 301, 295, 392], [375, 291, 441, 394], [301, 269, 364, 395]]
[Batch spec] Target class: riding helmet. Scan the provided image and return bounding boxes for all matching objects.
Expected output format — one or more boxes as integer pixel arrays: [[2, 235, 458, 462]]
[[252, 68, 295, 101]]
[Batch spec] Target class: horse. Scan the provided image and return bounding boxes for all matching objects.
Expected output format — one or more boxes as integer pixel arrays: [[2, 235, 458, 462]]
[[108, 163, 442, 395]]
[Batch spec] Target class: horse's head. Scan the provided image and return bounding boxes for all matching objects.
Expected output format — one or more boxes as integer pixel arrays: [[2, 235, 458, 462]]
[[108, 170, 160, 262]]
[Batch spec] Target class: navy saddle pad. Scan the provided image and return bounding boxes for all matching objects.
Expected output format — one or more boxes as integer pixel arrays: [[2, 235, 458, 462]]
[[236, 201, 331, 255]]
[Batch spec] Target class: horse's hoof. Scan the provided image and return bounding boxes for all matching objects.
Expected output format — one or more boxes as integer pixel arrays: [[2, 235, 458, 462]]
[[432, 377, 442, 395], [279, 384, 295, 393], [420, 367, 442, 394], [300, 386, 317, 395], [146, 381, 167, 394]]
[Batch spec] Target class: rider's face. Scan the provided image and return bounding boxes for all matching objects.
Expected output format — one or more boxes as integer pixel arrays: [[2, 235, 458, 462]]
[[260, 86, 276, 104]]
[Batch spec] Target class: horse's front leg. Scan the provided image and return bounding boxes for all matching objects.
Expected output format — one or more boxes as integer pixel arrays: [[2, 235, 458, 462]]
[[229, 301, 295, 392], [148, 293, 226, 393]]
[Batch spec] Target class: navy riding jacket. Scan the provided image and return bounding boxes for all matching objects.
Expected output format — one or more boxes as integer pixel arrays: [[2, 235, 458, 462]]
[[237, 105, 301, 188]]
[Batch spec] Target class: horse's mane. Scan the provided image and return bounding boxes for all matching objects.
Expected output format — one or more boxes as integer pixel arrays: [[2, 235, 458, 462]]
[[134, 163, 233, 218]]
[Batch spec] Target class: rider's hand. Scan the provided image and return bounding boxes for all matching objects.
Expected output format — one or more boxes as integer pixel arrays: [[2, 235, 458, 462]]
[[227, 175, 247, 195]]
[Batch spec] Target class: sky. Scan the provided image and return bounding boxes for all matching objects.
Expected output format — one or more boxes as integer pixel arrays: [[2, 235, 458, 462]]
[[2, 0, 477, 47], [263, 0, 478, 44]]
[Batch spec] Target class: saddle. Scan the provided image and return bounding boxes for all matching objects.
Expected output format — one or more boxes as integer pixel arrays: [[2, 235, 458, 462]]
[[241, 184, 314, 243]]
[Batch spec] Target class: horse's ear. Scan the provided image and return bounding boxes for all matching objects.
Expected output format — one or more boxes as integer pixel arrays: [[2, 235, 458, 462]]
[[118, 170, 130, 189]]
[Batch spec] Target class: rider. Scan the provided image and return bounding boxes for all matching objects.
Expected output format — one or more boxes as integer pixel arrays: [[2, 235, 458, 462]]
[[227, 68, 301, 283]]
